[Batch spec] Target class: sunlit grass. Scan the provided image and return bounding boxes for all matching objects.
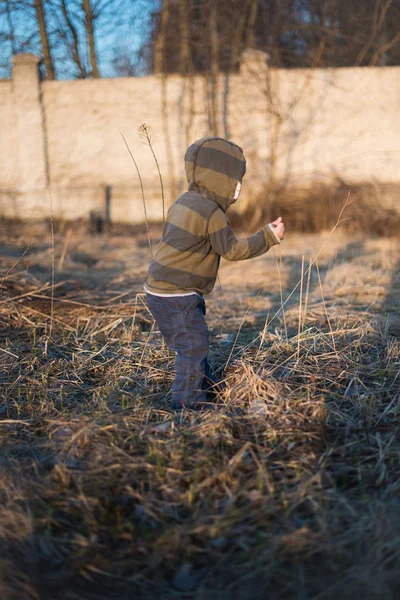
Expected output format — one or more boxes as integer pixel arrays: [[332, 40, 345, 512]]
[[0, 220, 399, 599]]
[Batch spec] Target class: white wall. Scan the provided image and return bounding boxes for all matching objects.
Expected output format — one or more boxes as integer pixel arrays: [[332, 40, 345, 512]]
[[0, 52, 399, 222]]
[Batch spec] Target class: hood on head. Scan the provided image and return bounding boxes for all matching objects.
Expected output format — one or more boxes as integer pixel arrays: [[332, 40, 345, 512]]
[[184, 137, 246, 211]]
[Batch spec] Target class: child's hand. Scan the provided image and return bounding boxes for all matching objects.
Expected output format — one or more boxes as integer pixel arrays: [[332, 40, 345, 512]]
[[271, 216, 285, 241]]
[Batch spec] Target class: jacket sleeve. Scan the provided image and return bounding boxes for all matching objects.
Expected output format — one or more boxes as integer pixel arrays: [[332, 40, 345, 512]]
[[207, 208, 279, 261]]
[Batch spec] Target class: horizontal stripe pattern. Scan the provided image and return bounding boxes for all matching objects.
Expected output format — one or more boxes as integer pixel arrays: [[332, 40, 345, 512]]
[[248, 230, 268, 256], [167, 200, 209, 236], [185, 137, 246, 211], [153, 241, 217, 277], [186, 137, 244, 160], [175, 191, 218, 222], [208, 207, 230, 234], [190, 166, 237, 209], [194, 146, 245, 179], [162, 222, 209, 255], [148, 264, 216, 293], [209, 227, 250, 261], [187, 183, 235, 212], [207, 208, 278, 261], [146, 138, 278, 296]]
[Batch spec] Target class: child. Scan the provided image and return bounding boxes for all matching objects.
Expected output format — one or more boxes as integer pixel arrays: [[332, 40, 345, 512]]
[[144, 136, 285, 409]]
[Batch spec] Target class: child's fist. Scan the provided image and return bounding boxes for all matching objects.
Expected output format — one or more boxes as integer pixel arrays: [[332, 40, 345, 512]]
[[270, 216, 285, 241]]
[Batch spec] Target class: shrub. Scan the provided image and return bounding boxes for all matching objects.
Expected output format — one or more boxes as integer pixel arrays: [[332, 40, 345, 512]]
[[231, 181, 400, 236]]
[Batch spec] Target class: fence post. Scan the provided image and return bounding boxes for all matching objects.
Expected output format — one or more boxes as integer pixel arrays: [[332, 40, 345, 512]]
[[105, 185, 112, 226]]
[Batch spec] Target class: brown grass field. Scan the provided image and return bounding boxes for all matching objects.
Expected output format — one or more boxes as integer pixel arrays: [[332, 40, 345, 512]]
[[0, 217, 399, 600]]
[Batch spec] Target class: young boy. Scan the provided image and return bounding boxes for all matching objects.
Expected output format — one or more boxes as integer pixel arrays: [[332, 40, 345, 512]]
[[144, 136, 285, 409]]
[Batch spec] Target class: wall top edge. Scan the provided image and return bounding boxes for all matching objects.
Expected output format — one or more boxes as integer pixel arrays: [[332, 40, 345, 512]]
[[12, 53, 40, 65]]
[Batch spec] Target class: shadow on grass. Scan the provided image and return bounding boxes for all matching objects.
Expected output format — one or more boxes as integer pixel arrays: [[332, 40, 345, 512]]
[[2, 233, 400, 600]]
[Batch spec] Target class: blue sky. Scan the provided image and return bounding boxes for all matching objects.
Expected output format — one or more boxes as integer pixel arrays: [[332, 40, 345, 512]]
[[0, 0, 155, 79]]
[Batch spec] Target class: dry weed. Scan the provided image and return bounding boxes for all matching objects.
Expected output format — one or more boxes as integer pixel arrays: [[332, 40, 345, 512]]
[[0, 221, 399, 599], [233, 180, 400, 237]]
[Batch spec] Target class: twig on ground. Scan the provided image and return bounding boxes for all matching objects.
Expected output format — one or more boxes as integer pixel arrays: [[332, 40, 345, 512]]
[[0, 242, 33, 287]]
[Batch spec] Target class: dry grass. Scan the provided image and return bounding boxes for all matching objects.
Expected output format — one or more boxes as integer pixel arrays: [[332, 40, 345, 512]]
[[0, 220, 399, 600], [233, 181, 400, 237]]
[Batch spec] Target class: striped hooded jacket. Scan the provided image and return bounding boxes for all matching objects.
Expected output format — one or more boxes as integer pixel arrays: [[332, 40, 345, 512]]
[[145, 136, 280, 296]]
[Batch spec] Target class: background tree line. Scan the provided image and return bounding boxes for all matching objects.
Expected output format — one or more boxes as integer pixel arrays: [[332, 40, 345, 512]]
[[0, 0, 151, 78], [1, 0, 399, 79]]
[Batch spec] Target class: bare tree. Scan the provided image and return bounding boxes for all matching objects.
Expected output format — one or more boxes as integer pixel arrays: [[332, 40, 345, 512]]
[[111, 48, 138, 76], [148, 0, 400, 71], [154, 0, 170, 74], [59, 0, 86, 78], [82, 0, 99, 77], [154, 0, 176, 200], [246, 0, 258, 48], [178, 0, 195, 147], [178, 0, 190, 74], [34, 0, 55, 79], [354, 0, 400, 66], [5, 0, 16, 55], [208, 2, 219, 136], [1, 0, 399, 80]]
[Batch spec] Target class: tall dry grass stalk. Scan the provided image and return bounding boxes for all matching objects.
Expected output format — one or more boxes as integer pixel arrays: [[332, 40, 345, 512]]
[[257, 308, 271, 361], [227, 194, 353, 366], [315, 260, 337, 355], [217, 273, 224, 336], [57, 227, 72, 273], [48, 189, 55, 340], [138, 123, 166, 224], [129, 294, 140, 344], [303, 256, 313, 329], [121, 132, 153, 258], [136, 321, 155, 374], [224, 298, 258, 372], [297, 255, 305, 359], [0, 242, 32, 287], [267, 192, 352, 329], [272, 245, 288, 339]]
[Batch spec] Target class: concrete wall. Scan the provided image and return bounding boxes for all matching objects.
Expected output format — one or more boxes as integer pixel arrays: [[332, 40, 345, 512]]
[[1, 51, 399, 222], [0, 80, 17, 190]]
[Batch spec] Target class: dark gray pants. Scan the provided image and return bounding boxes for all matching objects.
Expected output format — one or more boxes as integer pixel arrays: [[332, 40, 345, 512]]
[[145, 293, 212, 408]]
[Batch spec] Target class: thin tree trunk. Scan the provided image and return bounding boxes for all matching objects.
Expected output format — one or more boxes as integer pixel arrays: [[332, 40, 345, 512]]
[[154, 0, 170, 74], [209, 2, 219, 136], [230, 2, 248, 67], [179, 0, 195, 147], [6, 0, 16, 55], [61, 0, 86, 78], [223, 2, 249, 138], [179, 0, 190, 74], [246, 0, 258, 49], [370, 31, 400, 65], [34, 0, 55, 79], [82, 0, 99, 77], [355, 0, 393, 66], [155, 1, 176, 201]]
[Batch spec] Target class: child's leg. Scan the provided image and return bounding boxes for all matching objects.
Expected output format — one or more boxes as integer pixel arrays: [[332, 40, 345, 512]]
[[172, 295, 210, 408], [146, 294, 210, 408]]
